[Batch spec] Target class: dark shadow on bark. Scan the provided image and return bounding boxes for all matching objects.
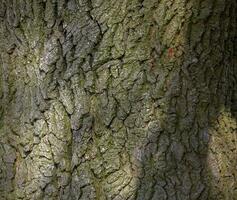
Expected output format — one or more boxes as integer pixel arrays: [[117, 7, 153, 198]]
[[134, 0, 237, 199]]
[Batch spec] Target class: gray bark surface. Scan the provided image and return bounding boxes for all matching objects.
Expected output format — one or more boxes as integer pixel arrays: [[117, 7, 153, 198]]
[[0, 0, 236, 199]]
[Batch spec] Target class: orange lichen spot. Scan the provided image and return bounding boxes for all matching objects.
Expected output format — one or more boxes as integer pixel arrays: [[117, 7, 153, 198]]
[[168, 48, 174, 58]]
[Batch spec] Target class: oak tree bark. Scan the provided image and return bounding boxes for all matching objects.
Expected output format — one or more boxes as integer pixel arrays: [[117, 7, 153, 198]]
[[0, 0, 236, 199]]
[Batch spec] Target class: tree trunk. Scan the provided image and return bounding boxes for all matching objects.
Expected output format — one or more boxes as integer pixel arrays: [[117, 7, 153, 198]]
[[0, 0, 236, 199]]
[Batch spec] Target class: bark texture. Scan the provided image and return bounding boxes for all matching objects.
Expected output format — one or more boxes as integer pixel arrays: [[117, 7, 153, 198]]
[[0, 0, 236, 199]]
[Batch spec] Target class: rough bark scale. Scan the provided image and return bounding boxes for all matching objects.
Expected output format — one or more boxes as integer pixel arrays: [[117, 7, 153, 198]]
[[0, 0, 236, 199]]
